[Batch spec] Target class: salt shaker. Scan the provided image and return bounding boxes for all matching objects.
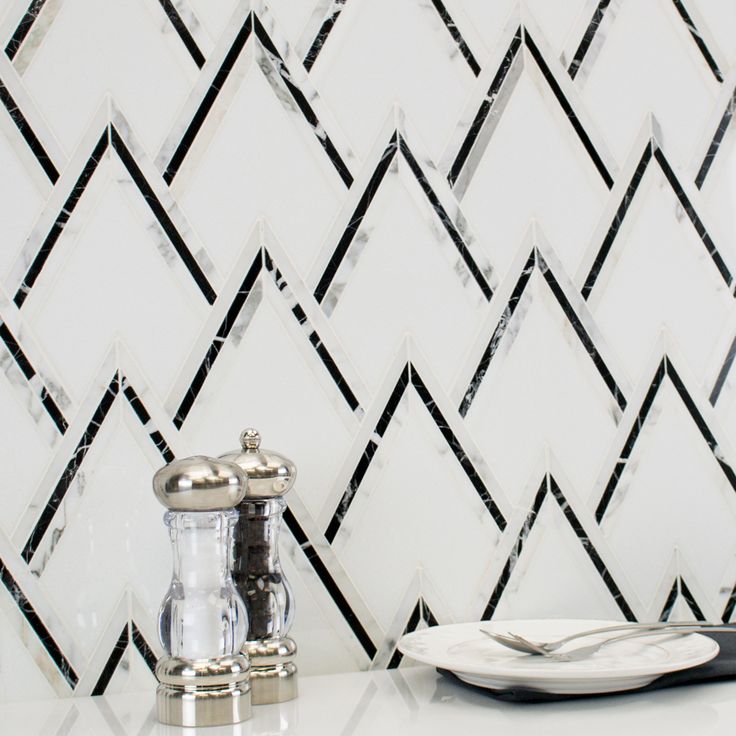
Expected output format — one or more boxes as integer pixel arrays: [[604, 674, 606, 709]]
[[152, 456, 252, 727], [220, 429, 298, 704]]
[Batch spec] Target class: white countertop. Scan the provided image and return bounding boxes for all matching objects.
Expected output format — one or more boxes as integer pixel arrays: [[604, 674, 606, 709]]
[[2, 666, 736, 736]]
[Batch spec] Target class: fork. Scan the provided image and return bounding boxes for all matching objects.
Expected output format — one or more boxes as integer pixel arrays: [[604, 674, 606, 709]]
[[528, 626, 736, 662], [479, 621, 734, 655]]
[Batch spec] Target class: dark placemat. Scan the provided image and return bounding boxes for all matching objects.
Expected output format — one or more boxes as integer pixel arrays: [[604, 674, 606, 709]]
[[437, 632, 736, 703]]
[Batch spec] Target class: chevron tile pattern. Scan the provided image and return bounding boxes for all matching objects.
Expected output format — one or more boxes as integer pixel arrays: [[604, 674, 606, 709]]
[[0, 0, 735, 700]]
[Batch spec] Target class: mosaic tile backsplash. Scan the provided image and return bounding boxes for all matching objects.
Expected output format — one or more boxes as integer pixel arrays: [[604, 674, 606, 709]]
[[0, 0, 736, 700]]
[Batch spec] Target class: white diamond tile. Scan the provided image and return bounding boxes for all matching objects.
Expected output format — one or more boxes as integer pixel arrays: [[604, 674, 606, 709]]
[[178, 275, 357, 521], [20, 0, 198, 160], [601, 376, 736, 612], [576, 0, 719, 170], [327, 153, 488, 396], [22, 154, 208, 406], [464, 268, 622, 505], [172, 41, 345, 281], [493, 490, 624, 621], [38, 404, 171, 660], [458, 52, 609, 283], [590, 160, 733, 386], [334, 384, 501, 631], [309, 0, 476, 164]]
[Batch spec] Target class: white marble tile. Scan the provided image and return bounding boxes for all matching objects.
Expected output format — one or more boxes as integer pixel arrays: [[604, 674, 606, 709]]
[[309, 0, 476, 165], [19, 0, 198, 160], [464, 261, 623, 506], [22, 153, 208, 407], [600, 371, 736, 613], [326, 148, 489, 396], [575, 0, 719, 171], [178, 273, 358, 522], [172, 40, 346, 281], [492, 482, 626, 621], [457, 47, 609, 284], [589, 156, 733, 386], [37, 402, 172, 661], [334, 381, 502, 632]]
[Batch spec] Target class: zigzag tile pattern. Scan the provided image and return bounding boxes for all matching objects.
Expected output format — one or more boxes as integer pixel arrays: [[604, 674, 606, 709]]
[[0, 0, 735, 698]]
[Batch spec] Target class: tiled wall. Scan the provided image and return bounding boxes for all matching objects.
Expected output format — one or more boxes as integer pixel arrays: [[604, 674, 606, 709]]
[[0, 0, 735, 701]]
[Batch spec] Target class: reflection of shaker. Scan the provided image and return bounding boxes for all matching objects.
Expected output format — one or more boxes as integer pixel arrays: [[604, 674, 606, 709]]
[[221, 429, 298, 704], [152, 456, 251, 727]]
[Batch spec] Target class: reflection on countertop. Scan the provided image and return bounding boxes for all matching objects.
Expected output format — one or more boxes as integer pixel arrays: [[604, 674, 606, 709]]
[[1, 665, 734, 735]]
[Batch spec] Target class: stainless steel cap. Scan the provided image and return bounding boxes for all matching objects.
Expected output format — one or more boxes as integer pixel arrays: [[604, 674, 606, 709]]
[[153, 455, 247, 511], [219, 429, 296, 499]]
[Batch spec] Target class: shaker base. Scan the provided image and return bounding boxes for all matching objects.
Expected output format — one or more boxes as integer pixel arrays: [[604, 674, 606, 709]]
[[251, 661, 298, 704], [156, 682, 252, 727], [245, 637, 298, 704], [155, 655, 252, 727]]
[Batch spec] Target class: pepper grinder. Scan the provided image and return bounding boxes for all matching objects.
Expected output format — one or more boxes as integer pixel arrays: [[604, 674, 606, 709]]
[[152, 456, 252, 727], [220, 429, 298, 705]]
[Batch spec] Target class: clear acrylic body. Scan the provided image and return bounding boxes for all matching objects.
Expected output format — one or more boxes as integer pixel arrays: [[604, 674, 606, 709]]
[[158, 509, 247, 660], [234, 498, 294, 641]]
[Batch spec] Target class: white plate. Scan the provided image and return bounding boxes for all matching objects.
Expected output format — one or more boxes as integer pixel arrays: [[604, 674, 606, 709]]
[[398, 619, 720, 695]]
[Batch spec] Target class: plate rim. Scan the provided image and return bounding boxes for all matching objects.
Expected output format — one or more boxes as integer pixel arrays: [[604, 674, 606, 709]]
[[397, 619, 720, 681]]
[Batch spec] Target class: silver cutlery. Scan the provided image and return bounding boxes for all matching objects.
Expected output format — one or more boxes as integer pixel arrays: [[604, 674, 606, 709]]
[[479, 621, 736, 656], [522, 626, 736, 662]]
